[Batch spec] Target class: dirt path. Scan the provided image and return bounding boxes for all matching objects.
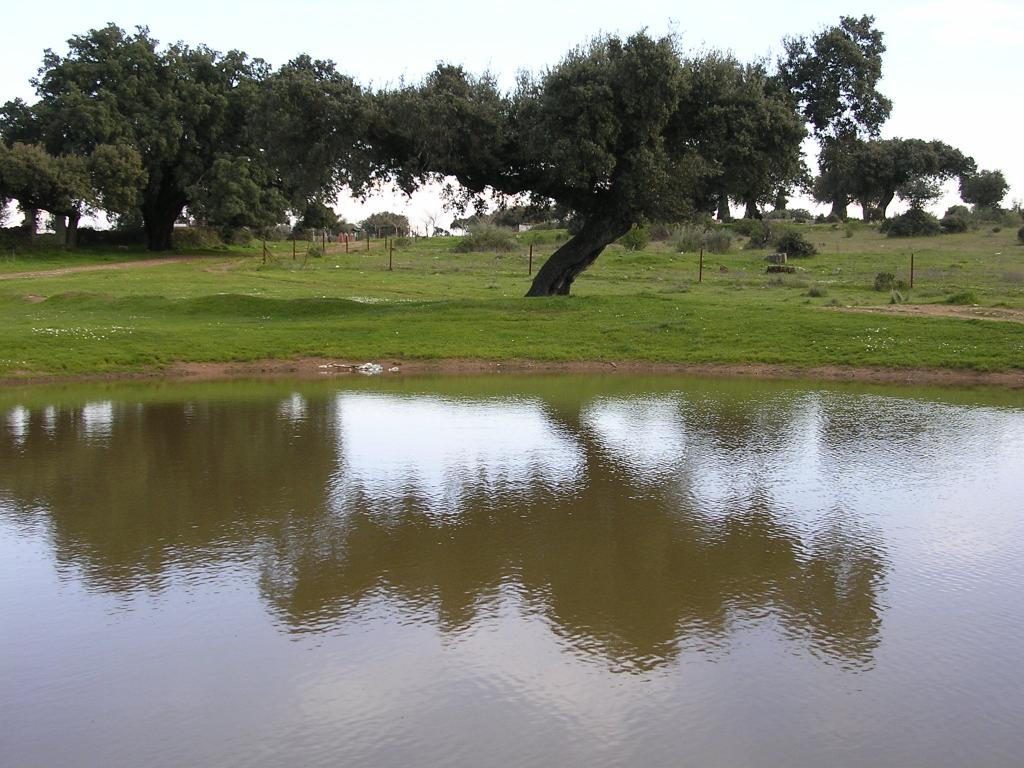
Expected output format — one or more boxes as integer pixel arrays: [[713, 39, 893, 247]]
[[0, 254, 228, 281], [832, 304, 1024, 324]]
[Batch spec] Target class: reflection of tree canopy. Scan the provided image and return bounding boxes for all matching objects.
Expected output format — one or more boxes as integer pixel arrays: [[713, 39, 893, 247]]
[[0, 387, 889, 670]]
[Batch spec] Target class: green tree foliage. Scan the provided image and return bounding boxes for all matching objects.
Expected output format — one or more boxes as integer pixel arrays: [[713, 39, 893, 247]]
[[849, 139, 972, 219], [371, 33, 799, 296], [248, 55, 371, 210], [360, 211, 410, 237], [778, 15, 891, 141], [296, 201, 340, 233], [686, 53, 805, 221], [959, 169, 1009, 210], [2, 25, 368, 251], [779, 16, 892, 219], [880, 208, 941, 237], [0, 141, 143, 244]]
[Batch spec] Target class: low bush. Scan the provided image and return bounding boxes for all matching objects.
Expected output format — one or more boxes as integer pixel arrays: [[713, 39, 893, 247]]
[[940, 210, 971, 233], [618, 225, 651, 251], [172, 226, 224, 249], [880, 209, 941, 237], [704, 229, 733, 254], [226, 228, 254, 246], [453, 223, 518, 253], [729, 218, 762, 237], [774, 230, 816, 258], [743, 221, 774, 249], [1018, 226, 1024, 245], [874, 272, 896, 291], [945, 291, 978, 305], [671, 225, 732, 253], [75, 227, 146, 247], [765, 208, 813, 222], [807, 285, 828, 297]]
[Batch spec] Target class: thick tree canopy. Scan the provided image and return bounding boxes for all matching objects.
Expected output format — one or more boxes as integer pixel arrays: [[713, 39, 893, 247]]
[[686, 53, 805, 220], [359, 211, 410, 237], [959, 169, 1009, 210], [371, 33, 792, 295], [0, 140, 144, 243], [1, 25, 369, 250], [780, 16, 892, 219], [817, 138, 974, 220], [778, 15, 891, 141]]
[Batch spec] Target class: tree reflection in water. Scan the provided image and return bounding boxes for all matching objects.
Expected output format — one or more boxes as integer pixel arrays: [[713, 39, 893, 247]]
[[0, 385, 890, 671]]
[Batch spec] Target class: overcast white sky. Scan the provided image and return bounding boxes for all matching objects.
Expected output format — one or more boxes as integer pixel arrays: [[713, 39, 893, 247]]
[[2, 0, 1020, 229]]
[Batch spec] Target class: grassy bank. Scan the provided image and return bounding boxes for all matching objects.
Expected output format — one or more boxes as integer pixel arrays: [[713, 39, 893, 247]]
[[1, 224, 1023, 380]]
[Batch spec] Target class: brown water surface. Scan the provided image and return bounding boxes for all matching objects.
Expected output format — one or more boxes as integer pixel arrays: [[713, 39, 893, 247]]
[[2, 376, 1023, 767]]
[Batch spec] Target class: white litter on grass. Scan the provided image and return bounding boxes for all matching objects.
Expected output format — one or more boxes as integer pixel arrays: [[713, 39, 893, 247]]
[[356, 362, 383, 375], [388, 366, 401, 373]]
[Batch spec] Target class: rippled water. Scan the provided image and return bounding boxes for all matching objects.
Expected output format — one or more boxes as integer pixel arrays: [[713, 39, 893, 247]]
[[2, 376, 1023, 767]]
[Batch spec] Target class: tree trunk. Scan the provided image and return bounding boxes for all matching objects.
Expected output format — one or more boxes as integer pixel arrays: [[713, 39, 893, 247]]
[[829, 197, 848, 221], [716, 195, 732, 223], [66, 212, 80, 248], [526, 214, 631, 297], [20, 207, 38, 240], [142, 177, 187, 251], [744, 199, 762, 220], [53, 215, 67, 243], [877, 189, 895, 220]]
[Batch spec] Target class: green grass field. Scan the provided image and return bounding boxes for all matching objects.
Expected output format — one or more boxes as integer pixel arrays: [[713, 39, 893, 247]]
[[1, 223, 1023, 379]]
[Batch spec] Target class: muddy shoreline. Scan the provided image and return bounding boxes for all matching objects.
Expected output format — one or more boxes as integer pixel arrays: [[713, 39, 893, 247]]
[[3, 356, 1024, 389]]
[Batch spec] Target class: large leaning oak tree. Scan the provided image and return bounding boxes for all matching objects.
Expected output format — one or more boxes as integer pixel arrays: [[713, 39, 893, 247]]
[[371, 33, 731, 297]]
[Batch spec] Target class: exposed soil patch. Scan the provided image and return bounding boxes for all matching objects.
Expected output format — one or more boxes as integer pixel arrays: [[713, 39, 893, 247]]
[[0, 254, 228, 281], [832, 304, 1024, 324], [3, 357, 1023, 389]]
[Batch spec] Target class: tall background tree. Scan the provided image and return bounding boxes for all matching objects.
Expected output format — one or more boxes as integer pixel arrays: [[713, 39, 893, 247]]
[[779, 15, 892, 219], [686, 53, 805, 221]]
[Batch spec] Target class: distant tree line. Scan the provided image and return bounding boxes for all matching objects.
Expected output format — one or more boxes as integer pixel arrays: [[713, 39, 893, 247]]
[[0, 18, 1012, 295]]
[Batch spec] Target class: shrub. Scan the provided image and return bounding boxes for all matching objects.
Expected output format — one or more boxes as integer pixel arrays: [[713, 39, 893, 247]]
[[226, 228, 254, 246], [75, 227, 146, 247], [1017, 226, 1024, 244], [172, 226, 224, 249], [874, 272, 896, 291], [307, 245, 323, 258], [704, 229, 733, 254], [729, 218, 762, 237], [765, 208, 814, 222], [807, 285, 828, 297], [393, 236, 413, 248], [452, 223, 518, 253], [880, 209, 941, 237], [946, 291, 978, 305], [940, 210, 971, 233], [646, 222, 674, 241], [672, 225, 706, 252], [774, 230, 817, 258], [618, 225, 650, 251], [743, 221, 774, 249], [671, 225, 731, 253]]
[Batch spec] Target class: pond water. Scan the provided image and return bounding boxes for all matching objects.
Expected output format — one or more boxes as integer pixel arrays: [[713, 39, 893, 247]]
[[2, 375, 1023, 767]]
